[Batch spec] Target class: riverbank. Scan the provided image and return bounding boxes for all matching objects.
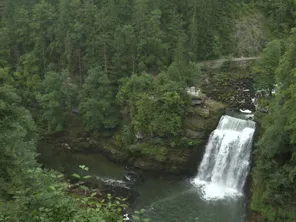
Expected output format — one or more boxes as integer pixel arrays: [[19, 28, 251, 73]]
[[39, 89, 226, 176], [37, 139, 248, 222]]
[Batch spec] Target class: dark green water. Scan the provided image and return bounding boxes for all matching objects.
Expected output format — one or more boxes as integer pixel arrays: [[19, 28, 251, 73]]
[[37, 143, 247, 222]]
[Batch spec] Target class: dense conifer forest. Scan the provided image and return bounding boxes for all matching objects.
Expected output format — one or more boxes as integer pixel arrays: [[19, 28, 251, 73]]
[[0, 0, 296, 221]]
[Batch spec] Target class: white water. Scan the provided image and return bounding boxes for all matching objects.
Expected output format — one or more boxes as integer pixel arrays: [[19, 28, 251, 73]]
[[192, 115, 255, 200], [95, 176, 130, 189]]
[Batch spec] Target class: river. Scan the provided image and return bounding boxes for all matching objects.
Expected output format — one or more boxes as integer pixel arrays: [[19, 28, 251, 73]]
[[37, 142, 248, 222]]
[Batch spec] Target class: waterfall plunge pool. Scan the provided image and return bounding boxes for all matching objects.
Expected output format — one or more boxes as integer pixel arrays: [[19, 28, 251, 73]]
[[37, 115, 254, 222], [37, 146, 248, 222]]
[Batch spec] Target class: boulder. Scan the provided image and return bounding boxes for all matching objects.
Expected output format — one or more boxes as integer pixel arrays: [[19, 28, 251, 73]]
[[200, 73, 255, 110], [191, 107, 210, 118], [184, 114, 222, 132], [131, 148, 196, 175], [185, 129, 205, 139], [204, 99, 226, 112], [192, 99, 203, 105], [123, 171, 143, 185], [97, 143, 131, 163], [133, 158, 164, 171], [185, 99, 225, 131], [186, 86, 201, 97]]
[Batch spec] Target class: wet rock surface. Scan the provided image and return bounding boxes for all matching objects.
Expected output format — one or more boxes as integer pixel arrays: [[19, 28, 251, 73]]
[[200, 71, 256, 111]]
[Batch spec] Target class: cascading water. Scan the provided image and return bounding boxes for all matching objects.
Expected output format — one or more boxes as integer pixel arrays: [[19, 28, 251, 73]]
[[192, 115, 256, 200]]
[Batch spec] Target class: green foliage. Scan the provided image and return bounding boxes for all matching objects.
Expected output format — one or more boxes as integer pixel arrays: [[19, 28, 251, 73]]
[[0, 166, 131, 222], [129, 143, 168, 162], [1, 0, 240, 85], [134, 91, 189, 136], [117, 70, 191, 138], [173, 137, 202, 149], [0, 0, 250, 137], [11, 52, 42, 105], [253, 39, 283, 90], [251, 29, 296, 222], [116, 73, 154, 108], [175, 0, 237, 60], [6, 0, 296, 220], [257, 0, 296, 37], [0, 68, 13, 85], [79, 66, 119, 132], [233, 8, 268, 57], [0, 84, 37, 199], [164, 60, 200, 88], [0, 86, 141, 221], [249, 2, 296, 218], [132, 209, 151, 222], [37, 71, 75, 133]]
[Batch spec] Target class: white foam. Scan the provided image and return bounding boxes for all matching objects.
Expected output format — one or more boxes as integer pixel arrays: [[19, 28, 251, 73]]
[[239, 109, 252, 114], [192, 178, 242, 201], [96, 177, 129, 188], [191, 115, 255, 201]]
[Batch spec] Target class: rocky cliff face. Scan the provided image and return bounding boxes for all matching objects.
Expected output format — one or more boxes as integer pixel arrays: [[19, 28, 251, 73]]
[[54, 90, 226, 175], [200, 69, 255, 111], [89, 91, 226, 175]]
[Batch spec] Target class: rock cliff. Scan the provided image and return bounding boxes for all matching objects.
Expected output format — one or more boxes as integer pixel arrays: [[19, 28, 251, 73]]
[[93, 89, 226, 175]]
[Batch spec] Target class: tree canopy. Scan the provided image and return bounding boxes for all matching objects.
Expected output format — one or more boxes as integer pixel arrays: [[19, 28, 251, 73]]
[[251, 28, 296, 222], [1, 0, 296, 221]]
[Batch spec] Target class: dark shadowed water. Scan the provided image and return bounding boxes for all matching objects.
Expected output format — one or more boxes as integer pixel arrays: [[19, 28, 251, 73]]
[[37, 143, 247, 222]]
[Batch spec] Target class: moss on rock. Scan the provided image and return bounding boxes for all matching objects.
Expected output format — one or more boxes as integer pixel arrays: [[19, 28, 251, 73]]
[[58, 93, 226, 175]]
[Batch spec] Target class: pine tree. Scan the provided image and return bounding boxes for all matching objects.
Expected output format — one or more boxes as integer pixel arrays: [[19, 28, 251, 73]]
[[79, 66, 119, 132]]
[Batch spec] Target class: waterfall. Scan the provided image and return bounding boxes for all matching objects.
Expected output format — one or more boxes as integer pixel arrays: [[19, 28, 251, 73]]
[[191, 115, 256, 200]]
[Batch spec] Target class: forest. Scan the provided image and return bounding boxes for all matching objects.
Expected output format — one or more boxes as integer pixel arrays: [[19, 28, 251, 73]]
[[0, 0, 296, 221]]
